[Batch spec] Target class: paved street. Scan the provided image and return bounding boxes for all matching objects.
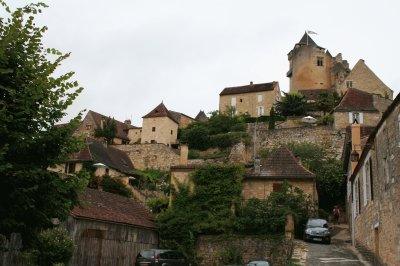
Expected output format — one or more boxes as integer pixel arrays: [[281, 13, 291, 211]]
[[292, 224, 370, 266]]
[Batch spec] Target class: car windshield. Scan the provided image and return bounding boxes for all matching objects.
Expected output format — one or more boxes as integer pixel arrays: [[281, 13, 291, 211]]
[[307, 219, 327, 228], [247, 261, 270, 266]]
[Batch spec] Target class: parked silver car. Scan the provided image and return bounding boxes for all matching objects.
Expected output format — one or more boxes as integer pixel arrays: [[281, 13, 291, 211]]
[[303, 218, 331, 244]]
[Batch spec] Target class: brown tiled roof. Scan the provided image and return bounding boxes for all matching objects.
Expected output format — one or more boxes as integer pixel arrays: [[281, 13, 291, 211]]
[[72, 189, 157, 229], [142, 102, 179, 124], [169, 111, 195, 125], [73, 139, 134, 174], [220, 81, 277, 96], [298, 88, 335, 101], [334, 88, 377, 112], [247, 146, 315, 179], [195, 111, 208, 122], [87, 110, 130, 141]]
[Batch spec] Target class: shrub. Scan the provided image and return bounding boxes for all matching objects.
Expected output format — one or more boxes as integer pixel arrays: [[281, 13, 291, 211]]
[[219, 246, 243, 265], [317, 114, 334, 125], [26, 227, 74, 266], [101, 175, 133, 198], [146, 197, 169, 214]]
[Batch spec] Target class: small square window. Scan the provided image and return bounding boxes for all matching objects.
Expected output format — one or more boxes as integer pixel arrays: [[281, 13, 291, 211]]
[[346, 80, 353, 88], [257, 95, 263, 102], [152, 127, 156, 132], [171, 130, 173, 135], [317, 57, 324, 66]]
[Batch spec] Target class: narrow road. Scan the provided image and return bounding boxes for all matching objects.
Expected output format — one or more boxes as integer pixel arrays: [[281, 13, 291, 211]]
[[292, 224, 370, 266]]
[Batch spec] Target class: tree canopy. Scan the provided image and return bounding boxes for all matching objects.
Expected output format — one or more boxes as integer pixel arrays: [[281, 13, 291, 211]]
[[275, 92, 308, 116], [0, 1, 87, 246], [94, 117, 117, 144]]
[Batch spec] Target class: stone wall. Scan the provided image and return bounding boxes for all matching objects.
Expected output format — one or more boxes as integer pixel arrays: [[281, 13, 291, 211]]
[[247, 123, 346, 160], [113, 143, 180, 171], [196, 235, 293, 266], [334, 111, 381, 130], [141, 117, 178, 146]]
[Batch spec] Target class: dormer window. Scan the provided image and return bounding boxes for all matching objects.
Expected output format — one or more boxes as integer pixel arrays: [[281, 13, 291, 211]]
[[346, 80, 353, 88]]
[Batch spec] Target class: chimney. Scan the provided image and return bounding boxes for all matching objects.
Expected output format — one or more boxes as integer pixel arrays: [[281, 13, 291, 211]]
[[124, 119, 131, 125], [250, 81, 253, 85], [180, 144, 189, 165], [351, 121, 362, 173]]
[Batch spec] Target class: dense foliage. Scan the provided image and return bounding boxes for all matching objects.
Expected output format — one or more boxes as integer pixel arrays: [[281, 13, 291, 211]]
[[157, 164, 244, 259], [94, 116, 117, 144], [235, 181, 312, 236], [0, 2, 87, 246], [23, 227, 74, 266], [315, 91, 340, 115], [101, 175, 133, 198], [287, 142, 345, 210], [130, 168, 169, 193], [179, 111, 248, 150], [275, 92, 308, 116]]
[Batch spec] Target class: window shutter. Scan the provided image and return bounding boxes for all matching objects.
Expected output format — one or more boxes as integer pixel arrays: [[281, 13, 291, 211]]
[[349, 112, 353, 123], [359, 113, 364, 124]]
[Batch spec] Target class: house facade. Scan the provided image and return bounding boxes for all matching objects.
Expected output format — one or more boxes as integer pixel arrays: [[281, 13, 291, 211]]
[[243, 147, 317, 202], [141, 102, 179, 146], [219, 81, 281, 117], [346, 93, 400, 266]]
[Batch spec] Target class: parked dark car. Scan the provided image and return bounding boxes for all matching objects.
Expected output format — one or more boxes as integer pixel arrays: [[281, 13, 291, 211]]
[[135, 249, 195, 266], [303, 218, 331, 244], [246, 259, 272, 266]]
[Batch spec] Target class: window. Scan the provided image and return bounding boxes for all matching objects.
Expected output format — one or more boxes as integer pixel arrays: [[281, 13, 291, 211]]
[[273, 183, 283, 192], [150, 140, 156, 144], [85, 124, 92, 130], [152, 127, 156, 132], [354, 178, 360, 216], [257, 106, 264, 116], [349, 112, 363, 124], [240, 98, 243, 103], [170, 130, 173, 135], [231, 97, 236, 106], [105, 168, 109, 175], [317, 57, 324, 66], [64, 162, 76, 174], [257, 94, 263, 102], [346, 80, 353, 88]]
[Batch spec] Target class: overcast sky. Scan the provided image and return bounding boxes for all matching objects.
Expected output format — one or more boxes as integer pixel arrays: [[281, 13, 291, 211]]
[[6, 0, 400, 126]]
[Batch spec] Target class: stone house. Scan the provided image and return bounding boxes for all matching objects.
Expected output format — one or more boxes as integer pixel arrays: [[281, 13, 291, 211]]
[[50, 138, 134, 179], [75, 110, 141, 144], [243, 146, 317, 202], [219, 81, 281, 117], [345, 92, 400, 266], [333, 88, 392, 129], [66, 188, 158, 265], [141, 102, 180, 147]]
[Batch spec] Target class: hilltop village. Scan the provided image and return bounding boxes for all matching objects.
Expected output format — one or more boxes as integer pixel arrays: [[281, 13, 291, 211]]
[[2, 30, 399, 266]]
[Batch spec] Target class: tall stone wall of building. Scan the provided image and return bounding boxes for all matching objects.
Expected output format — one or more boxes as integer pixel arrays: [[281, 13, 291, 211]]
[[246, 123, 346, 160], [113, 144, 180, 171]]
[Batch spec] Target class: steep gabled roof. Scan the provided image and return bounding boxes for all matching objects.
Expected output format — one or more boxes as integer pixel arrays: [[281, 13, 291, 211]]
[[195, 110, 208, 122], [87, 110, 131, 141], [72, 139, 134, 174], [169, 111, 195, 124], [142, 102, 179, 124], [220, 81, 278, 96], [334, 88, 377, 112], [298, 32, 318, 47], [247, 146, 315, 179], [72, 189, 157, 229]]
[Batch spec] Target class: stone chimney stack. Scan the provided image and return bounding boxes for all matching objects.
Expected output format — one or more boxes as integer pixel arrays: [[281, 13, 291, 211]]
[[351, 121, 362, 173], [180, 144, 189, 165], [124, 119, 131, 125]]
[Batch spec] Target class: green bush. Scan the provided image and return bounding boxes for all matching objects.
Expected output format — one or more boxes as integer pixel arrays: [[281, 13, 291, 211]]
[[219, 246, 243, 265], [209, 132, 247, 149], [146, 197, 169, 214], [317, 114, 334, 125], [101, 175, 133, 198], [25, 227, 74, 266]]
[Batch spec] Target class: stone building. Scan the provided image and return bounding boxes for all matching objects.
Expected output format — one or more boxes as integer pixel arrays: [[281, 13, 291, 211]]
[[243, 146, 317, 202], [75, 110, 141, 144], [219, 81, 281, 117], [287, 32, 350, 94], [345, 92, 400, 266], [141, 102, 179, 147], [333, 88, 392, 129]]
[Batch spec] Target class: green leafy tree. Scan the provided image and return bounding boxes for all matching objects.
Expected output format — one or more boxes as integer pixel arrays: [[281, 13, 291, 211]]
[[94, 116, 117, 144], [316, 92, 340, 115], [275, 92, 308, 116], [0, 2, 86, 246], [101, 175, 133, 198], [268, 106, 276, 129]]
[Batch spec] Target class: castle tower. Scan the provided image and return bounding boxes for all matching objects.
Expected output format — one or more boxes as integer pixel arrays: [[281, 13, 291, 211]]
[[287, 32, 334, 93]]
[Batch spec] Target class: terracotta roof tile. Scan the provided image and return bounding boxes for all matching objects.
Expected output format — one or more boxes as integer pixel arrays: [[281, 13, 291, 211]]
[[72, 189, 157, 229], [220, 81, 277, 96], [247, 146, 315, 179], [142, 102, 179, 124], [334, 88, 377, 112]]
